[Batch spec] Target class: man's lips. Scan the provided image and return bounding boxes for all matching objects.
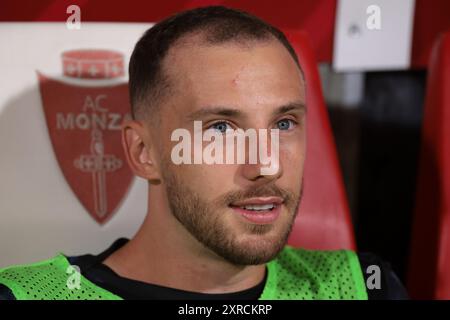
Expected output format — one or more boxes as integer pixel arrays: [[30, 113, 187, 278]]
[[229, 197, 284, 224], [229, 196, 284, 207]]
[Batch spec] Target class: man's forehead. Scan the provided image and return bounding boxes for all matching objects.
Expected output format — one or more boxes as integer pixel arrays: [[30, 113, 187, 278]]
[[164, 35, 303, 83], [160, 37, 305, 121]]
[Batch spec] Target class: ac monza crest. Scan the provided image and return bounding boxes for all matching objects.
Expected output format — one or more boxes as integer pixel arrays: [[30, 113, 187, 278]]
[[37, 49, 133, 224]]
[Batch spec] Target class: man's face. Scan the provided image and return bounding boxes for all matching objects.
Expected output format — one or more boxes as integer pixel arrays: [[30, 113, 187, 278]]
[[152, 38, 306, 265]]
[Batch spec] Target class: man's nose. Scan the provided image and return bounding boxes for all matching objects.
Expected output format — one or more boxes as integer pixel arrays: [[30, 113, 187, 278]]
[[240, 160, 282, 184], [239, 138, 282, 184]]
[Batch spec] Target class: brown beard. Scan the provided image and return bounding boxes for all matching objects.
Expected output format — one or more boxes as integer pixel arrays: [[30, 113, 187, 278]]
[[162, 167, 303, 266]]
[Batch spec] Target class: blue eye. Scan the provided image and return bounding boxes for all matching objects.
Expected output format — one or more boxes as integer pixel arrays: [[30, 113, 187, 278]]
[[276, 119, 294, 130], [210, 121, 232, 133]]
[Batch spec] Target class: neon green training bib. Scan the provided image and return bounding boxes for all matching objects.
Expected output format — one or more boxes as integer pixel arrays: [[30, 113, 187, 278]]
[[0, 246, 368, 300]]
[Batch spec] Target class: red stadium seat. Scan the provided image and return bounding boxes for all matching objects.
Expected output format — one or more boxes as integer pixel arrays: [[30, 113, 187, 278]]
[[408, 32, 450, 299], [284, 31, 356, 251]]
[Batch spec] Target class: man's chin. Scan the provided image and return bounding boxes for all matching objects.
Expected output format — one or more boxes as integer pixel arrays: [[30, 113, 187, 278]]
[[221, 238, 286, 265], [214, 225, 289, 265]]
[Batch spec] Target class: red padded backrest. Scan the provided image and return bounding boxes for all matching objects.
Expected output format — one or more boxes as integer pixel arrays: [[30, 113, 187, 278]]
[[284, 31, 356, 251], [408, 32, 450, 299]]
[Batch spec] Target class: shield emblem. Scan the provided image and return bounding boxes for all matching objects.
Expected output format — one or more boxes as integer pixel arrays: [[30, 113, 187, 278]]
[[37, 49, 133, 224]]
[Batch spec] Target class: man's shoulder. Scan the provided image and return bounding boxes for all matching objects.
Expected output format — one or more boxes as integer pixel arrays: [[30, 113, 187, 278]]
[[0, 254, 68, 279], [270, 246, 409, 300], [0, 254, 68, 300], [0, 254, 122, 300]]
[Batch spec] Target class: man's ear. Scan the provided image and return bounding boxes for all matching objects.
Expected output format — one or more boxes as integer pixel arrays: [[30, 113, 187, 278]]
[[121, 120, 161, 184]]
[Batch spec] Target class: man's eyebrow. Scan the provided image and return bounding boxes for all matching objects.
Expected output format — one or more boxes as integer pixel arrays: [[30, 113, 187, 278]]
[[272, 102, 307, 117], [186, 102, 306, 121], [187, 107, 244, 121]]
